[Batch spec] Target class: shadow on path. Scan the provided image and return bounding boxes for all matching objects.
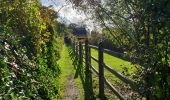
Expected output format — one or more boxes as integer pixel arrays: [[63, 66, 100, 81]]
[[68, 47, 95, 100]]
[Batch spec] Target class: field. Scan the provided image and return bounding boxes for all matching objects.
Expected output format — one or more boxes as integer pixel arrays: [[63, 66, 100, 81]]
[[91, 49, 136, 74], [88, 48, 140, 99]]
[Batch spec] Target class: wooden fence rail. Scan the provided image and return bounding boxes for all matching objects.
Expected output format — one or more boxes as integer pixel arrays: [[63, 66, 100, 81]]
[[72, 40, 139, 100]]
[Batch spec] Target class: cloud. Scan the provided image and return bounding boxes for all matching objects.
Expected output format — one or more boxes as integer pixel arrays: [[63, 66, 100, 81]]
[[41, 0, 65, 7], [41, 0, 85, 23], [40, 0, 101, 31]]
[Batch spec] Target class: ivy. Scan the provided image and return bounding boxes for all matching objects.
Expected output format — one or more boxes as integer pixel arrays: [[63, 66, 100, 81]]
[[0, 0, 62, 99]]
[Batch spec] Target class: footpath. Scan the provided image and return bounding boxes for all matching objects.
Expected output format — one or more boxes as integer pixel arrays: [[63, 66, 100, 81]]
[[58, 45, 84, 100]]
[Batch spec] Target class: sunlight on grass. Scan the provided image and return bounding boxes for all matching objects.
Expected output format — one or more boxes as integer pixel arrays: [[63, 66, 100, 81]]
[[90, 48, 138, 86], [90, 48, 138, 99], [57, 45, 84, 99], [91, 49, 136, 74]]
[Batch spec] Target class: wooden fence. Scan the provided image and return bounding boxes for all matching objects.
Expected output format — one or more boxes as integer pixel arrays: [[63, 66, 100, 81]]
[[72, 40, 140, 100]]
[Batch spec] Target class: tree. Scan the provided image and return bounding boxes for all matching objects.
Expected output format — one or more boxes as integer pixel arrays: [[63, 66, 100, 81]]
[[68, 0, 170, 99]]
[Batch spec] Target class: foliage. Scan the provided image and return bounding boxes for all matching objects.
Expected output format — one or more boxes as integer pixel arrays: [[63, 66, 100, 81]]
[[0, 0, 62, 99]]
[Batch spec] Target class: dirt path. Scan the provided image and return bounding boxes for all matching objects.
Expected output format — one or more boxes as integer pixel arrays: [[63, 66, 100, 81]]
[[66, 75, 78, 100], [58, 45, 80, 99]]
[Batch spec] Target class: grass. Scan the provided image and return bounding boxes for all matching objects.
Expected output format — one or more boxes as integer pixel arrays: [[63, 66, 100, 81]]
[[57, 45, 140, 99], [90, 48, 137, 82], [57, 45, 84, 99], [89, 48, 139, 99], [91, 49, 136, 74]]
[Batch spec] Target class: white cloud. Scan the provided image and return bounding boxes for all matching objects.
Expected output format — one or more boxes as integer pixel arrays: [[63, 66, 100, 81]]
[[41, 0, 65, 7], [40, 0, 101, 31], [41, 0, 85, 23]]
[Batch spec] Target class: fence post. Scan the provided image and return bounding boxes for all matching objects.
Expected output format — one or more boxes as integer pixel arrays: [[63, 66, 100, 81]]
[[73, 40, 75, 54], [88, 44, 91, 68], [98, 40, 105, 99], [76, 41, 78, 57], [85, 39, 89, 73], [79, 42, 83, 63]]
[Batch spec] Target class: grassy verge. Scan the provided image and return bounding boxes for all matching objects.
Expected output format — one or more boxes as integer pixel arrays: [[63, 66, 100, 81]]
[[57, 45, 84, 99]]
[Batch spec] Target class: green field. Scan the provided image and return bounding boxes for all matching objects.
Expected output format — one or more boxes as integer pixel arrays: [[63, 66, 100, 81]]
[[89, 48, 139, 99], [90, 48, 136, 77]]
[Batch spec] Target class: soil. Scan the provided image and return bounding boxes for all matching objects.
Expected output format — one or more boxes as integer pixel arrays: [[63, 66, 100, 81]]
[[66, 75, 79, 100]]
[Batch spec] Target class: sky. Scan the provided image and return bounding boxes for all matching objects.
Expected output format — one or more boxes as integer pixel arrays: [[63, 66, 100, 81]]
[[40, 0, 100, 31], [40, 0, 87, 25]]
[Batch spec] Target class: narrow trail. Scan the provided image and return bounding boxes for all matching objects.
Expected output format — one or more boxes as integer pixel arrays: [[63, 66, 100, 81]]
[[65, 56, 78, 100], [66, 75, 78, 100], [58, 45, 81, 100]]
